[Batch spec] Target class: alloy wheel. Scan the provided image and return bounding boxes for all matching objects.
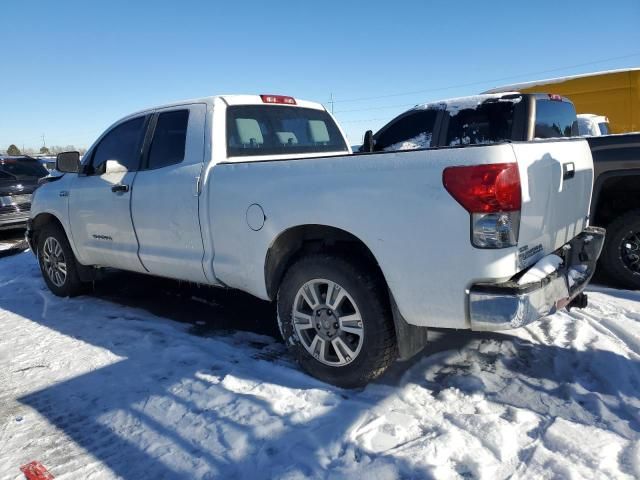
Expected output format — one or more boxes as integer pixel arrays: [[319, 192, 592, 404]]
[[42, 236, 67, 287], [292, 278, 364, 366]]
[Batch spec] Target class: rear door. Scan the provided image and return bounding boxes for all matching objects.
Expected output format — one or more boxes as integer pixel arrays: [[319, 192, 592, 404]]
[[130, 103, 208, 283]]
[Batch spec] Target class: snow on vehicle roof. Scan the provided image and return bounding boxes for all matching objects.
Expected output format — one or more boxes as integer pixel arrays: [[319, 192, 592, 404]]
[[482, 67, 640, 94], [413, 92, 522, 115]]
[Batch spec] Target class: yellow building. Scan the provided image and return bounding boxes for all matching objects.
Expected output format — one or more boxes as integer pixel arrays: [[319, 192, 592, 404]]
[[484, 68, 640, 134]]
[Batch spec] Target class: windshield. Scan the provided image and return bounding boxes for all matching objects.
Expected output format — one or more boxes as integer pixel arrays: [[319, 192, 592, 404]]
[[0, 159, 49, 179], [226, 105, 348, 157]]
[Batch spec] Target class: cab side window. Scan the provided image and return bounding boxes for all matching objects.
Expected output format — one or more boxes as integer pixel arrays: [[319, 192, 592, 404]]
[[91, 116, 146, 173], [374, 110, 437, 151], [534, 100, 578, 138], [147, 110, 190, 169]]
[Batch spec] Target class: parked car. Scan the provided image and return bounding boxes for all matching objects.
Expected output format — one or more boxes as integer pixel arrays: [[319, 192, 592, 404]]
[[587, 133, 640, 289], [0, 156, 49, 230], [577, 114, 610, 136], [27, 94, 604, 387]]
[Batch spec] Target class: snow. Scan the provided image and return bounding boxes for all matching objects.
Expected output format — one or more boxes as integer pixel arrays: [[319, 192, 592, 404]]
[[517, 254, 563, 285], [415, 92, 521, 116], [1, 251, 640, 479], [384, 132, 432, 151]]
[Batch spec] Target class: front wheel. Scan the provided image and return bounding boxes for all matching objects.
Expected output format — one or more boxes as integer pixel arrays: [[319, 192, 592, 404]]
[[277, 254, 397, 388], [37, 224, 85, 297]]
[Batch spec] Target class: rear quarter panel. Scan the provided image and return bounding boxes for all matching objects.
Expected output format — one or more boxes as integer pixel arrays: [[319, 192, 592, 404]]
[[207, 145, 522, 329]]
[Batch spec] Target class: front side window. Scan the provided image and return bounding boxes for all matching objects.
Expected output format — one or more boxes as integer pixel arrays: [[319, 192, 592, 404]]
[[91, 116, 146, 173], [374, 109, 437, 151], [534, 100, 577, 139], [446, 101, 516, 146], [226, 105, 348, 157], [147, 110, 189, 169]]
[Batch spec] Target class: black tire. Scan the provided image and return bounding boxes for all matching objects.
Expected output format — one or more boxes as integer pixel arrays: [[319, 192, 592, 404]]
[[277, 254, 397, 388], [599, 210, 640, 290], [37, 224, 85, 297]]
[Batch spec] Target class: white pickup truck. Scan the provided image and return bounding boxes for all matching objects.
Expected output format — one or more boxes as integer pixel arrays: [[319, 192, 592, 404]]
[[28, 93, 604, 387]]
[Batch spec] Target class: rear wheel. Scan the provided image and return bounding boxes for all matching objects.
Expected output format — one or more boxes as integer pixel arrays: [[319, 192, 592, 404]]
[[599, 210, 640, 290], [37, 224, 85, 297], [277, 254, 397, 388]]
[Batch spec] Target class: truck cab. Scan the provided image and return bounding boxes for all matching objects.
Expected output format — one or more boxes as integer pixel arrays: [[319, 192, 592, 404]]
[[30, 95, 349, 283]]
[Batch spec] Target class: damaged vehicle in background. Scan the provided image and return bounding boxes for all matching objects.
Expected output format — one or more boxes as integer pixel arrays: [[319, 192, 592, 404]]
[[359, 92, 579, 152], [0, 156, 49, 230], [28, 93, 603, 387]]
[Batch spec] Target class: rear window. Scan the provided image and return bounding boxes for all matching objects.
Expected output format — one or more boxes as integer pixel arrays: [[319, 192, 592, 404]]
[[534, 100, 577, 138], [0, 159, 48, 178], [374, 109, 437, 151], [226, 105, 348, 157], [148, 110, 189, 169], [598, 122, 610, 135], [446, 101, 516, 146]]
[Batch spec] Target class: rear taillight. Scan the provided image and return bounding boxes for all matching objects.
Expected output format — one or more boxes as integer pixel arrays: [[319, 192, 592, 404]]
[[548, 94, 563, 101], [260, 94, 296, 105], [443, 163, 521, 249]]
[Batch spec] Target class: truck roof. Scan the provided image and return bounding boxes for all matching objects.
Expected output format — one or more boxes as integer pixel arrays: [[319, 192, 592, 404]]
[[411, 92, 523, 114], [124, 95, 327, 118]]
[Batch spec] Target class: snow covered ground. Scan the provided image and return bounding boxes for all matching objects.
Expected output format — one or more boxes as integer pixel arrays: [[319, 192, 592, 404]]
[[1, 251, 639, 479]]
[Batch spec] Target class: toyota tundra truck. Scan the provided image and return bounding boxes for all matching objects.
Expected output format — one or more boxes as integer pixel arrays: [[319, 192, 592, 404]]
[[27, 93, 604, 388]]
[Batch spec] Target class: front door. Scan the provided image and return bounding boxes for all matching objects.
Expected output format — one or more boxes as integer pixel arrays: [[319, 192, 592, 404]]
[[68, 115, 148, 272]]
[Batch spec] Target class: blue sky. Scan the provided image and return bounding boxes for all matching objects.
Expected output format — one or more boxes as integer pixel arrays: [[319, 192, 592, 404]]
[[1, 0, 639, 150]]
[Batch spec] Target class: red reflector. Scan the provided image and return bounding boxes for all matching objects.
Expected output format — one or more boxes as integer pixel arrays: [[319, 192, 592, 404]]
[[443, 163, 521, 213], [20, 461, 54, 480], [260, 94, 296, 105], [548, 94, 563, 101]]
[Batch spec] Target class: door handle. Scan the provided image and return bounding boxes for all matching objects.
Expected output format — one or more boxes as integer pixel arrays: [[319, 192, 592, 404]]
[[563, 162, 575, 180], [111, 184, 129, 193]]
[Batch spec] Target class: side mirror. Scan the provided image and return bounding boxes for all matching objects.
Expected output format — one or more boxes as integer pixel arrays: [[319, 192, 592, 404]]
[[105, 160, 128, 174], [56, 151, 80, 173], [362, 130, 374, 152]]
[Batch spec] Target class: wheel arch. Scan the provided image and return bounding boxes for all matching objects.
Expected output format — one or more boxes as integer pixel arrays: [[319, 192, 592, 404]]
[[265, 223, 429, 361], [31, 212, 67, 248], [30, 212, 95, 281], [264, 224, 383, 301], [592, 169, 640, 226]]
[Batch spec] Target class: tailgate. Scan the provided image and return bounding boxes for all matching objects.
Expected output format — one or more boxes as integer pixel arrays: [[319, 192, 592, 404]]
[[512, 139, 594, 270]]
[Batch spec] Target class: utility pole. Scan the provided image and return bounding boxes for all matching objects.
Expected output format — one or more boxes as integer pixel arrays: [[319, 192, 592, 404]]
[[328, 93, 334, 114]]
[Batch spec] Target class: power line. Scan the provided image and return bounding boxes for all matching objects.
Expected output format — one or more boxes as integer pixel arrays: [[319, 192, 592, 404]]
[[330, 52, 640, 107], [335, 102, 417, 114]]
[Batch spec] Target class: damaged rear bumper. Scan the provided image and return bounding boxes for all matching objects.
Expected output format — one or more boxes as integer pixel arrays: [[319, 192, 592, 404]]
[[468, 226, 606, 331]]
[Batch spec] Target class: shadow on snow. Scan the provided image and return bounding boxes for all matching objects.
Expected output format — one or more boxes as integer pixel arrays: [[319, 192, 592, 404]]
[[4, 259, 639, 478]]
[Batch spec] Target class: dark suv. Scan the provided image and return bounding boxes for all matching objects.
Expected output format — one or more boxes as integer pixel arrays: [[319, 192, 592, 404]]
[[0, 156, 49, 230]]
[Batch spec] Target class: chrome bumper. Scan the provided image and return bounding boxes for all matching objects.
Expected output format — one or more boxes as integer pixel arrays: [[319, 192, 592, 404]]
[[0, 211, 30, 230], [469, 227, 606, 331]]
